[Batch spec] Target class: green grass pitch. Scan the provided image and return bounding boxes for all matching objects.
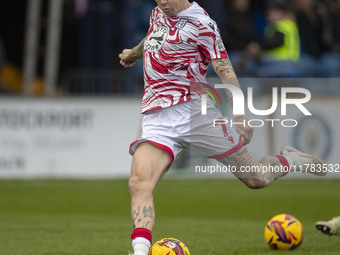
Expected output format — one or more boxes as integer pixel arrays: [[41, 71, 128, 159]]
[[0, 178, 339, 255]]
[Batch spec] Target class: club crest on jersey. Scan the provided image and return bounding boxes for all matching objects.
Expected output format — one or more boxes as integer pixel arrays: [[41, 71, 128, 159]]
[[145, 26, 168, 53], [175, 18, 188, 29]]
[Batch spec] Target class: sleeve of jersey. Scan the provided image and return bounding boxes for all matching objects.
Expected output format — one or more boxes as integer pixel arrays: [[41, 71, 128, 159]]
[[197, 19, 229, 61]]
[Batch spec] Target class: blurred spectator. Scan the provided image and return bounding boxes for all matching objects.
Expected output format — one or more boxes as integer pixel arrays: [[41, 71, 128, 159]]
[[318, 0, 340, 77], [293, 0, 323, 57], [223, 0, 258, 76], [292, 0, 324, 76], [245, 1, 301, 77]]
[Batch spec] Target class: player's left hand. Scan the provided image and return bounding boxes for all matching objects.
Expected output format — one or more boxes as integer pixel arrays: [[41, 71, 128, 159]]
[[234, 115, 253, 146]]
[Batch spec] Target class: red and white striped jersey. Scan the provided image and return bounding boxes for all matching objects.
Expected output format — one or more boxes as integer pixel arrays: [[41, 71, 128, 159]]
[[141, 1, 228, 113]]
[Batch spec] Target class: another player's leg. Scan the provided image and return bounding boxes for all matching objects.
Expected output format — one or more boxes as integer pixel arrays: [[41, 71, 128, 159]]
[[129, 142, 172, 255], [316, 216, 340, 236]]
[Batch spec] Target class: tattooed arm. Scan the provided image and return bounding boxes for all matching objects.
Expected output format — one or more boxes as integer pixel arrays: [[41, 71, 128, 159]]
[[211, 58, 253, 145], [211, 58, 241, 108], [119, 38, 145, 68]]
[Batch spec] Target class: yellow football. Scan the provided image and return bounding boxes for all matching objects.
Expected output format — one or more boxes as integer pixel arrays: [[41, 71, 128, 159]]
[[148, 238, 190, 255], [264, 213, 303, 250]]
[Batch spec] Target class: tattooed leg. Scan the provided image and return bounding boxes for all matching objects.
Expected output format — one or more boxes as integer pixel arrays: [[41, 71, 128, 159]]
[[218, 147, 286, 189], [129, 142, 171, 255], [129, 142, 171, 230], [132, 205, 155, 230]]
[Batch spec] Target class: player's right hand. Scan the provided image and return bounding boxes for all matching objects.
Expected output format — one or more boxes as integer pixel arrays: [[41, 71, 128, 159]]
[[234, 115, 253, 146], [119, 49, 137, 68]]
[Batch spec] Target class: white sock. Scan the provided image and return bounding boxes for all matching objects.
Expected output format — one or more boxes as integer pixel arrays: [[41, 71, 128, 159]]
[[132, 237, 151, 255]]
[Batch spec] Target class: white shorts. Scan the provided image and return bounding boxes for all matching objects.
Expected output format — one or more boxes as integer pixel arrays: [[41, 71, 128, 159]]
[[129, 98, 242, 162]]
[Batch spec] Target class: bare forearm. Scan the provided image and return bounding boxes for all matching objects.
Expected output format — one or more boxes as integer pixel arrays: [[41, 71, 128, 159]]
[[211, 58, 253, 145], [211, 58, 242, 109], [129, 38, 146, 62]]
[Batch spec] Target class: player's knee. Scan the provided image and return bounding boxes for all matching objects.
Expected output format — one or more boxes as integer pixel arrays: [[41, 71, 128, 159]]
[[128, 176, 141, 195], [244, 177, 268, 189], [128, 175, 152, 196]]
